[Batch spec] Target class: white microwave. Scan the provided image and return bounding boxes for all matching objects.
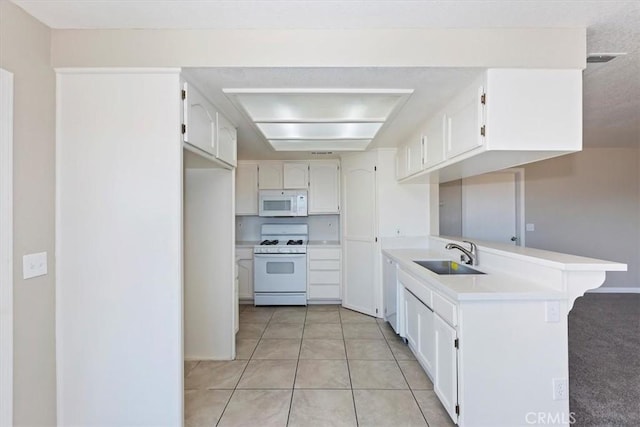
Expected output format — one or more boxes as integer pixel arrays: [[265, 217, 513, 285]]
[[259, 190, 308, 217]]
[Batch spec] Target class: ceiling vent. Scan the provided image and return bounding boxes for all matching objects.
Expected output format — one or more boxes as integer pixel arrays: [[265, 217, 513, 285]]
[[223, 88, 413, 152], [586, 53, 626, 63]]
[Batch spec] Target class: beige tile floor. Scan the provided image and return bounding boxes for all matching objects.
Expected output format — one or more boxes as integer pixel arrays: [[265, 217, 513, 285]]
[[184, 305, 455, 427]]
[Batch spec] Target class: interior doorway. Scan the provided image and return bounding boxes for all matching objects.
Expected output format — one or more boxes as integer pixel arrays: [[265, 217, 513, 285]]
[[440, 169, 525, 246], [0, 68, 14, 427]]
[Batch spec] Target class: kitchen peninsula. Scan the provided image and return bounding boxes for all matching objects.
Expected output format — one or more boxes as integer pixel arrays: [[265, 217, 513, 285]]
[[382, 236, 626, 426]]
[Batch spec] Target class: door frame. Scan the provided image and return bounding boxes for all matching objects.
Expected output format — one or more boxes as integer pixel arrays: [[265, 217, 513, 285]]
[[0, 68, 14, 427], [461, 168, 525, 246]]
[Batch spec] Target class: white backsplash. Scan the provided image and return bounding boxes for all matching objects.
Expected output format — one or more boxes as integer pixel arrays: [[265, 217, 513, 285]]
[[236, 215, 340, 242]]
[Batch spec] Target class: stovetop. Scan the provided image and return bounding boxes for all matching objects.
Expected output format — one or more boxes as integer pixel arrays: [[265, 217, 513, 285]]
[[254, 224, 308, 254]]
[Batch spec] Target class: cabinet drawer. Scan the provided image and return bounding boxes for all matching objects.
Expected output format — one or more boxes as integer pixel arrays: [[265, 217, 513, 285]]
[[309, 284, 340, 300], [398, 269, 432, 309], [309, 260, 340, 270], [433, 292, 458, 327], [308, 248, 340, 260], [309, 270, 340, 284]]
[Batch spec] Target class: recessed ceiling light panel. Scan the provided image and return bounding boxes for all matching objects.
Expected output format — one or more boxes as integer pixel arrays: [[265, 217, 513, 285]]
[[224, 88, 413, 152]]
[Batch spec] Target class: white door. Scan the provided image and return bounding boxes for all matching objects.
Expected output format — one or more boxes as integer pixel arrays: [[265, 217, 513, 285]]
[[424, 114, 447, 169], [434, 315, 458, 423], [342, 152, 378, 316], [417, 304, 435, 375], [462, 171, 518, 245], [309, 161, 340, 214]]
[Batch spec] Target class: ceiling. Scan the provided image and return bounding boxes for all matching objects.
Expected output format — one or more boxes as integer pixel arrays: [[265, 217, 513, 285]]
[[14, 0, 640, 158]]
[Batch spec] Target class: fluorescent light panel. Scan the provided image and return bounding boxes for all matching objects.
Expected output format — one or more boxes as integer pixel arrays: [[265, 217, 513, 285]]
[[256, 122, 383, 140], [224, 88, 414, 152], [269, 139, 371, 151]]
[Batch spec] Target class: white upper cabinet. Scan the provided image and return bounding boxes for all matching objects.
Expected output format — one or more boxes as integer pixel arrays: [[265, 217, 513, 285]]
[[309, 160, 340, 214], [216, 112, 237, 168], [423, 114, 447, 169], [258, 161, 284, 189], [395, 145, 409, 180], [283, 162, 309, 189], [183, 81, 237, 168], [183, 82, 216, 156], [236, 162, 259, 215], [407, 135, 425, 176], [398, 69, 582, 183], [445, 84, 485, 160]]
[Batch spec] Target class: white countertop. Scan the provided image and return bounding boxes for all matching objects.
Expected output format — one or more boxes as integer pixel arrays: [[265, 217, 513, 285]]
[[308, 240, 341, 247], [434, 236, 627, 272], [383, 248, 565, 302]]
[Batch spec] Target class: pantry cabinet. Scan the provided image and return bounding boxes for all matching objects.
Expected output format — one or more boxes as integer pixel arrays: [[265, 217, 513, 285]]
[[235, 162, 259, 215], [309, 160, 340, 214]]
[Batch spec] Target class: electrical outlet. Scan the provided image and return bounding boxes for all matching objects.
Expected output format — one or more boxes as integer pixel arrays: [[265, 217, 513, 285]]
[[553, 378, 568, 400], [526, 223, 535, 232], [545, 301, 560, 323], [22, 252, 48, 280]]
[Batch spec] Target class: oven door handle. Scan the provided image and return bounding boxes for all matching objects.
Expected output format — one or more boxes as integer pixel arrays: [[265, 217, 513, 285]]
[[254, 254, 306, 259]]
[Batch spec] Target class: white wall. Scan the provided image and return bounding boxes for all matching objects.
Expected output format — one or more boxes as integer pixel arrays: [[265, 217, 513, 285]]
[[523, 148, 639, 288], [0, 2, 57, 425], [50, 28, 586, 69], [184, 168, 235, 360], [56, 70, 183, 425], [235, 214, 340, 242]]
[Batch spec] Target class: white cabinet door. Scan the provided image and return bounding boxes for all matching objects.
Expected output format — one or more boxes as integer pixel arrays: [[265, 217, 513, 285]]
[[342, 152, 378, 317], [423, 114, 447, 169], [216, 112, 237, 167], [407, 137, 424, 176], [309, 160, 340, 214], [417, 303, 435, 375], [258, 161, 283, 189], [446, 85, 485, 159], [383, 257, 398, 332], [283, 162, 309, 189], [434, 314, 458, 423], [404, 290, 419, 350], [237, 258, 253, 299], [396, 145, 409, 179], [183, 82, 216, 156], [235, 162, 259, 215]]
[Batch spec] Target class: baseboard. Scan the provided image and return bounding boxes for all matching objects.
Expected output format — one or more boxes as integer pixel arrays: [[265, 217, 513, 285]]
[[587, 287, 640, 294]]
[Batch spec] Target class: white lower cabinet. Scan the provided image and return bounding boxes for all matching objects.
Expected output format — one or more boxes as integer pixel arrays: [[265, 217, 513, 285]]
[[236, 248, 254, 300], [400, 270, 458, 424], [308, 247, 341, 301], [433, 313, 458, 422]]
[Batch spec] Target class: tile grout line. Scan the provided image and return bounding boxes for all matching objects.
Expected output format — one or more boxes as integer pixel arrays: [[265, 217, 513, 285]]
[[285, 307, 307, 427], [215, 308, 274, 426], [377, 320, 431, 427], [341, 308, 360, 427]]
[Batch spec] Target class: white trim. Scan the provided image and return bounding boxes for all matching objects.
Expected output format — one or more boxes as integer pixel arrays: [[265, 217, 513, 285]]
[[54, 67, 181, 74], [54, 71, 64, 425], [587, 287, 640, 294], [0, 68, 14, 427]]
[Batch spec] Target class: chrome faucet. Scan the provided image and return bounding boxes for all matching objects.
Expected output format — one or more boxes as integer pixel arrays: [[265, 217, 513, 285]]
[[445, 241, 477, 266]]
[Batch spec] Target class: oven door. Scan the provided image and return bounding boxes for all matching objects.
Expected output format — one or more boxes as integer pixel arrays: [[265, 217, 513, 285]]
[[254, 254, 307, 292]]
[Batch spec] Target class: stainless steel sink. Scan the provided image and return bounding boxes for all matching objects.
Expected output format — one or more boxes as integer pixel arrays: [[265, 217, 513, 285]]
[[414, 260, 485, 275]]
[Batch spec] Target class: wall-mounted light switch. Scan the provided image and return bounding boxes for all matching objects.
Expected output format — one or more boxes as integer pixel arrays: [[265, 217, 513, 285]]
[[23, 252, 48, 280]]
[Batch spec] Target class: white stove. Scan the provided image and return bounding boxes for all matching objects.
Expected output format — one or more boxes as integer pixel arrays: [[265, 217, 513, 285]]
[[253, 224, 308, 306]]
